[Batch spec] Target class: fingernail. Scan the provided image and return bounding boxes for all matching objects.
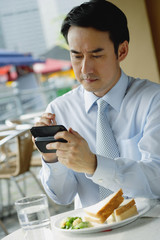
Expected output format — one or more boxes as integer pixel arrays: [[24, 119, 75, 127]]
[[50, 120, 54, 125], [46, 144, 51, 149]]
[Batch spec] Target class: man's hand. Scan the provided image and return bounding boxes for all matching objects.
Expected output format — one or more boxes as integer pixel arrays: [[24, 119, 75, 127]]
[[33, 112, 58, 163], [35, 113, 56, 126], [46, 127, 97, 175]]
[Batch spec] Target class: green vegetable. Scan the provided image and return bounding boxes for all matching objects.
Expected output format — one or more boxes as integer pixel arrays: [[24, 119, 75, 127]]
[[60, 217, 92, 230], [72, 221, 92, 229]]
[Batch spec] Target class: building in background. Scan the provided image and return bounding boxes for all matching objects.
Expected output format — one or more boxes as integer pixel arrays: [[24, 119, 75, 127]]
[[0, 0, 85, 57], [0, 0, 158, 82]]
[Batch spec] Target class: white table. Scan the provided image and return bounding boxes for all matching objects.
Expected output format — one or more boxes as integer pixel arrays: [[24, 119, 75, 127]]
[[19, 111, 43, 121], [0, 125, 15, 131], [2, 205, 160, 240], [0, 130, 18, 137]]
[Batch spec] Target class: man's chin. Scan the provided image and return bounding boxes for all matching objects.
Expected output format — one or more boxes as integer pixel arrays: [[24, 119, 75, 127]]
[[83, 85, 95, 92], [82, 82, 97, 92]]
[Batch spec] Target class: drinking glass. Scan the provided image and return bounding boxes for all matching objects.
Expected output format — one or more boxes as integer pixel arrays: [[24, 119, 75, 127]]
[[15, 194, 53, 240]]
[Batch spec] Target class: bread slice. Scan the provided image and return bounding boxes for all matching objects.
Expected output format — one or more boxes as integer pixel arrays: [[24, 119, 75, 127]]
[[84, 215, 105, 224], [114, 199, 138, 222], [84, 188, 124, 223], [106, 199, 138, 223], [106, 212, 116, 224]]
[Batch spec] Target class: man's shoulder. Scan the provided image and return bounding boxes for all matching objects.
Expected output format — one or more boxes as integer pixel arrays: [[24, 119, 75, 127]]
[[49, 85, 83, 106], [128, 76, 160, 95]]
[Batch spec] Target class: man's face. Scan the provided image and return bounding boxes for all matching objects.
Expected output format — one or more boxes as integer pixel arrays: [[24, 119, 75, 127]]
[[68, 26, 125, 97]]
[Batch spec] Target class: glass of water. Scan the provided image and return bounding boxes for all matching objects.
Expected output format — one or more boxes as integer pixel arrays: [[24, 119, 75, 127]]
[[15, 194, 53, 240]]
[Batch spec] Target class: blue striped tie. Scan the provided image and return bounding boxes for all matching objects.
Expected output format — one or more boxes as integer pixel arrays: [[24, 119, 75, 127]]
[[96, 98, 119, 199]]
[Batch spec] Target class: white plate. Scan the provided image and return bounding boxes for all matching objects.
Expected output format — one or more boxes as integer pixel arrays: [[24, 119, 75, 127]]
[[53, 198, 151, 234]]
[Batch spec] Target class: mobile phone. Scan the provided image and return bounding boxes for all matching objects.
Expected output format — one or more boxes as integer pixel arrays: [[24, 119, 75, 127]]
[[30, 125, 67, 153]]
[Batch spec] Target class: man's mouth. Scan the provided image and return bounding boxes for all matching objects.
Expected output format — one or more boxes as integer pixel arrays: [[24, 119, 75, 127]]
[[81, 75, 98, 83], [84, 78, 97, 83]]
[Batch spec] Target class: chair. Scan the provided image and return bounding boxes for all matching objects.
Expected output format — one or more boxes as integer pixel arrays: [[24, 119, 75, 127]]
[[0, 129, 32, 236], [0, 220, 8, 235], [0, 129, 33, 208], [0, 129, 46, 208], [4, 118, 46, 193], [5, 118, 45, 192]]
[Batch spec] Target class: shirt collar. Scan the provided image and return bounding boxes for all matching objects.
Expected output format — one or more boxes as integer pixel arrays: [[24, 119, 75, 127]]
[[84, 89, 99, 113], [84, 70, 129, 113]]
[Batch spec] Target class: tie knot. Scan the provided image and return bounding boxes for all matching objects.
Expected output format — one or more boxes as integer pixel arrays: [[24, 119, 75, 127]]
[[97, 98, 108, 112]]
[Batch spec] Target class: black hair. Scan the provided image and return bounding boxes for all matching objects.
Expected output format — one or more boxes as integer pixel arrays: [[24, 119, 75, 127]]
[[61, 0, 130, 55]]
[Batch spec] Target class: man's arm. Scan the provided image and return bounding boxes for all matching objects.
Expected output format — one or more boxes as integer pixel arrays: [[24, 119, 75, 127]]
[[40, 160, 78, 205], [90, 94, 160, 199]]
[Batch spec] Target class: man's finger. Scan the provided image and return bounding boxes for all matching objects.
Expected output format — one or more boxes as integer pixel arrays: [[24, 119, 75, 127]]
[[35, 113, 56, 126], [68, 127, 82, 138], [54, 128, 82, 143]]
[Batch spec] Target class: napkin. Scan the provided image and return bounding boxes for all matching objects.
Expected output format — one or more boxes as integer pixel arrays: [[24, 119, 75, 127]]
[[143, 199, 160, 218]]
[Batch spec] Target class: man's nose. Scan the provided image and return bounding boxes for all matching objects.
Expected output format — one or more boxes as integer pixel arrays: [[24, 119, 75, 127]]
[[81, 57, 94, 74]]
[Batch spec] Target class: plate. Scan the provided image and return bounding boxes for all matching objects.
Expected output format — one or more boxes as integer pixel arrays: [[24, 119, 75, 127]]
[[52, 198, 151, 234]]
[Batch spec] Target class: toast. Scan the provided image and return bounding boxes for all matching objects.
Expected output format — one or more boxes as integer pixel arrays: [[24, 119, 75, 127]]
[[84, 188, 124, 223], [114, 198, 138, 222]]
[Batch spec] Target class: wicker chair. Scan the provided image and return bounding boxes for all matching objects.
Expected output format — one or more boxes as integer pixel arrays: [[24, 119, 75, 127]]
[[0, 129, 33, 235], [0, 130, 33, 203], [0, 128, 47, 204], [4, 118, 46, 193]]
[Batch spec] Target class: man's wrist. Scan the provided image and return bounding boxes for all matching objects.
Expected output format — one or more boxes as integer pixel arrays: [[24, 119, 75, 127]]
[[86, 153, 97, 175], [42, 155, 58, 164]]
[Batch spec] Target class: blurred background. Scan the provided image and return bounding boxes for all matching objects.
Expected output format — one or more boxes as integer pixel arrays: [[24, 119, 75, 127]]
[[0, 0, 159, 238], [0, 0, 86, 124]]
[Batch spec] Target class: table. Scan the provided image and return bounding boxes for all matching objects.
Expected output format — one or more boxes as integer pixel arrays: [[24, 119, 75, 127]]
[[2, 205, 160, 240], [0, 125, 15, 131], [5, 111, 44, 130], [0, 130, 19, 137], [19, 111, 43, 121]]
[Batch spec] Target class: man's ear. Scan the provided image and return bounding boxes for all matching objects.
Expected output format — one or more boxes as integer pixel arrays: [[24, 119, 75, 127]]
[[118, 40, 129, 62]]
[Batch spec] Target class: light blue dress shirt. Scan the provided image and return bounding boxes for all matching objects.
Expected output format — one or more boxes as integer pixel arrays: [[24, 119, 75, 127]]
[[40, 70, 160, 209]]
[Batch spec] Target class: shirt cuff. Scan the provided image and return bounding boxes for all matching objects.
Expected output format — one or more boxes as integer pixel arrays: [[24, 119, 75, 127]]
[[41, 157, 67, 176], [86, 155, 116, 185]]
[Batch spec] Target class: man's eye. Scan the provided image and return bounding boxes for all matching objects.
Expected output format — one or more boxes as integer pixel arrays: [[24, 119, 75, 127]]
[[76, 56, 82, 59], [93, 55, 102, 58], [72, 55, 82, 59]]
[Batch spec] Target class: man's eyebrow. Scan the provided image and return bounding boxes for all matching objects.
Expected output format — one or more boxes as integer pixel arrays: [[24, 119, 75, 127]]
[[70, 50, 80, 54], [70, 48, 104, 54], [88, 48, 104, 53]]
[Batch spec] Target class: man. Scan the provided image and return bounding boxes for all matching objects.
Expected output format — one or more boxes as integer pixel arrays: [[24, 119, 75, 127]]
[[35, 0, 160, 209]]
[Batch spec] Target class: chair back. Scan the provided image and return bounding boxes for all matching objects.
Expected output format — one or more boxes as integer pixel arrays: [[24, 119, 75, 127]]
[[14, 130, 33, 176]]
